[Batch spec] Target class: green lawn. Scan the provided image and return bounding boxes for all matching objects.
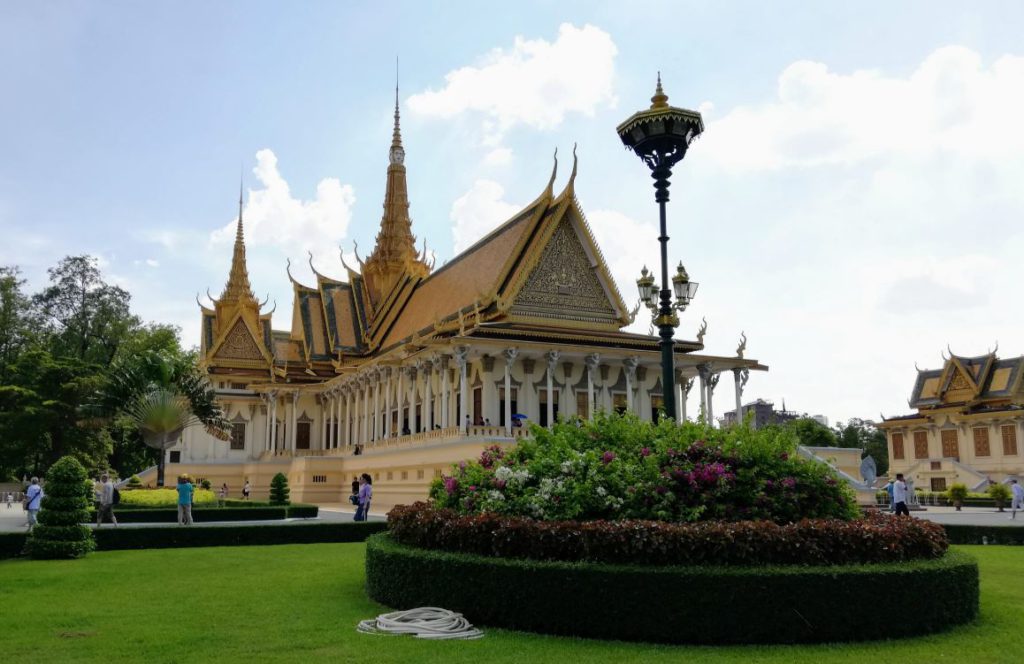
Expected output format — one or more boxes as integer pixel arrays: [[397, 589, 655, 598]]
[[0, 544, 1021, 663]]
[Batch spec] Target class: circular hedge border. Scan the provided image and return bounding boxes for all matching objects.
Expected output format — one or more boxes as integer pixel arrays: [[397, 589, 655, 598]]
[[365, 533, 979, 645]]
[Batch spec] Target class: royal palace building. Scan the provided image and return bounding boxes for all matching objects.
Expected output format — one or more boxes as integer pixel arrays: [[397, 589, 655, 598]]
[[151, 93, 767, 508], [880, 349, 1024, 492]]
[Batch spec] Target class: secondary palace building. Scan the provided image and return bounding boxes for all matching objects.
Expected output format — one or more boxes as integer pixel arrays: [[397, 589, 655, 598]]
[[880, 349, 1024, 492], [154, 92, 766, 507]]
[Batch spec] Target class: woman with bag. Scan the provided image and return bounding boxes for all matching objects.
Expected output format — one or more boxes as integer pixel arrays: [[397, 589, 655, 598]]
[[354, 473, 372, 522]]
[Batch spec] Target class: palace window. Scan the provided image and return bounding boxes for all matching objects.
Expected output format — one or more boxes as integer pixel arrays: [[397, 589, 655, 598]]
[[612, 392, 627, 415], [417, 469, 424, 480], [931, 478, 947, 492], [312, 475, 326, 483], [973, 427, 990, 457], [577, 391, 588, 418], [940, 429, 959, 459], [498, 388, 518, 427], [230, 422, 246, 450], [169, 451, 181, 463], [472, 387, 483, 425], [1002, 425, 1019, 455], [401, 471, 408, 480], [931, 461, 941, 470], [230, 382, 247, 390], [539, 389, 560, 427], [387, 471, 393, 481], [913, 431, 929, 459], [650, 394, 664, 423], [891, 433, 905, 460]]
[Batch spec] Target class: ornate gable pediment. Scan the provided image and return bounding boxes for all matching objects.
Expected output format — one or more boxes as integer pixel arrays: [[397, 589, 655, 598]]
[[940, 357, 981, 403], [213, 317, 267, 363], [510, 215, 618, 325]]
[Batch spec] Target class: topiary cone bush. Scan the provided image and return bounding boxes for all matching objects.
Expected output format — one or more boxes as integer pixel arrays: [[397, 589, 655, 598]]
[[126, 475, 143, 489], [269, 473, 290, 506], [25, 456, 96, 560], [948, 483, 969, 511]]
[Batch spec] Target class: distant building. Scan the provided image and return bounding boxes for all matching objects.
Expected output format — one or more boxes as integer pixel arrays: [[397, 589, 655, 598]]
[[722, 399, 798, 429], [879, 350, 1024, 492], [811, 414, 829, 427]]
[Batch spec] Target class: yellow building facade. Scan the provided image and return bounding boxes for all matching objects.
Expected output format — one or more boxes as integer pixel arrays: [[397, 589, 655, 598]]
[[880, 350, 1024, 492], [146, 92, 766, 509]]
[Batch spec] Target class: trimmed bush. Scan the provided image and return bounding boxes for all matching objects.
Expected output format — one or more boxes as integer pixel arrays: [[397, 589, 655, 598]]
[[269, 473, 290, 506], [120, 487, 217, 507], [431, 413, 858, 524], [388, 503, 948, 566], [102, 507, 288, 523], [287, 504, 319, 518], [365, 533, 979, 645], [1, 532, 27, 559], [25, 457, 95, 560], [224, 499, 271, 508], [126, 475, 143, 489], [989, 483, 1012, 511]]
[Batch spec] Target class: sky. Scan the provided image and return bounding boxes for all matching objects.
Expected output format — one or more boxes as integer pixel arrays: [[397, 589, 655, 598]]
[[2, 0, 1024, 425]]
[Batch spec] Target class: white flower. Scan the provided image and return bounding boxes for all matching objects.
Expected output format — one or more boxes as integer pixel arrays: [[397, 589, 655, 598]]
[[596, 486, 607, 497], [561, 461, 573, 473], [495, 466, 513, 482], [487, 490, 505, 502]]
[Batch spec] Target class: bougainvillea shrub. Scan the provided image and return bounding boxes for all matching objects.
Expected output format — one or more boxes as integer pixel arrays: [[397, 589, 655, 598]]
[[429, 413, 859, 523]]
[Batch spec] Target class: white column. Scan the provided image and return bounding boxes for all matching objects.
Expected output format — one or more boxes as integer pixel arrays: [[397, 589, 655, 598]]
[[343, 389, 351, 447], [424, 360, 434, 430], [585, 353, 599, 420], [383, 368, 392, 438], [455, 346, 469, 433], [373, 371, 381, 442], [545, 350, 560, 427], [681, 378, 693, 423], [732, 368, 749, 427], [321, 395, 329, 449], [403, 364, 411, 432], [333, 391, 340, 448], [289, 391, 298, 452], [707, 373, 719, 425], [441, 356, 451, 428], [502, 348, 519, 434], [263, 393, 272, 452], [698, 364, 709, 421], [623, 357, 638, 413]]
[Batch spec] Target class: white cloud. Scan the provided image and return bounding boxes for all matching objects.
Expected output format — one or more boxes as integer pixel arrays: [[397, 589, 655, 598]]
[[701, 46, 1024, 172], [482, 147, 513, 166], [210, 149, 356, 268], [449, 179, 522, 253], [409, 23, 618, 146]]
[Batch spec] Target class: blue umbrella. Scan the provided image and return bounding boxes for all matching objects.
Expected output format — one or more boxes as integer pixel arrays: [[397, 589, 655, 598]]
[[512, 414, 528, 420]]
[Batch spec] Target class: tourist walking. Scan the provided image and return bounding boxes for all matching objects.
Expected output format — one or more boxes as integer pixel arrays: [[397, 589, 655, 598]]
[[883, 479, 895, 513], [354, 473, 372, 522], [96, 473, 118, 527], [24, 477, 43, 531], [176, 476, 194, 526], [242, 479, 251, 501], [892, 473, 910, 516], [218, 483, 228, 507], [1010, 479, 1024, 520], [5, 491, 12, 509]]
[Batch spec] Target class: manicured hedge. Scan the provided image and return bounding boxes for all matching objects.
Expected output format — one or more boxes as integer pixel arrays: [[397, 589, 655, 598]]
[[88, 504, 318, 523], [287, 505, 319, 519], [365, 533, 979, 645], [0, 522, 386, 559], [387, 503, 948, 566], [943, 524, 1024, 545]]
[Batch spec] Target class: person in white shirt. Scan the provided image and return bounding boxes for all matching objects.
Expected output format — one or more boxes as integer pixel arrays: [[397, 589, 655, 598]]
[[96, 473, 118, 527], [5, 492, 11, 509], [1010, 479, 1024, 520], [892, 473, 910, 516]]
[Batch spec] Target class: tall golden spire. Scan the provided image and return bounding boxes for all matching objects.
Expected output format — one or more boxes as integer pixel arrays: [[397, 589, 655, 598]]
[[220, 178, 257, 304], [363, 75, 430, 306]]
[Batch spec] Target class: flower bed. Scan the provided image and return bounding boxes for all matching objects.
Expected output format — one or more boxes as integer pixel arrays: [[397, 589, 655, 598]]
[[388, 502, 948, 566], [365, 533, 979, 644], [430, 415, 858, 523]]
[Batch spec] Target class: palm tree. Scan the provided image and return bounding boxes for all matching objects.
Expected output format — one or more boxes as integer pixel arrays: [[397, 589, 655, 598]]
[[91, 351, 228, 486]]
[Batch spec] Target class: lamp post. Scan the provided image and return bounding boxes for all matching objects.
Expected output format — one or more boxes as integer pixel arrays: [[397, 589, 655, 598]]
[[617, 74, 704, 421]]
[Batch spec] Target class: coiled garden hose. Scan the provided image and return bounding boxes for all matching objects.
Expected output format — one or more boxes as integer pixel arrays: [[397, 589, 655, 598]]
[[357, 607, 483, 640]]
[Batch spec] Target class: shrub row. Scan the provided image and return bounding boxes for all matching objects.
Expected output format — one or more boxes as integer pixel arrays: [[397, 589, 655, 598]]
[[943, 524, 1024, 545], [387, 502, 948, 566], [365, 533, 979, 644], [0, 522, 386, 558], [88, 504, 318, 523]]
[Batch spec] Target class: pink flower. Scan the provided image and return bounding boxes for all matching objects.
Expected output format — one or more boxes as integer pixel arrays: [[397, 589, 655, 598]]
[[601, 451, 616, 464], [641, 447, 651, 457], [443, 476, 459, 495]]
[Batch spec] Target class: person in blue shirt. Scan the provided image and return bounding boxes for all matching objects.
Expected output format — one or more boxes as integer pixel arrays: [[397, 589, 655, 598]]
[[24, 477, 43, 531], [883, 479, 895, 513], [176, 476, 194, 526]]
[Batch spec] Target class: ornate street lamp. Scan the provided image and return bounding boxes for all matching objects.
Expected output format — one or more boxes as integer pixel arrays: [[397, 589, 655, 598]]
[[617, 74, 704, 421]]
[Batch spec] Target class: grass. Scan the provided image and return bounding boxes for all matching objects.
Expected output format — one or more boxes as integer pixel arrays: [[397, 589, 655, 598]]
[[0, 545, 1020, 663]]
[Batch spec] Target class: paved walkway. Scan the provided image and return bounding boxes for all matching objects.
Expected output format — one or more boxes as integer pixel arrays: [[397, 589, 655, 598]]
[[909, 505, 1024, 527]]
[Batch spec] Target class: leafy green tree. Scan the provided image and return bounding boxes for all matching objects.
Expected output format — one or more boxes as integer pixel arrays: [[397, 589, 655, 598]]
[[270, 473, 291, 506], [0, 266, 38, 382], [833, 419, 889, 476], [32, 255, 140, 364], [24, 456, 95, 559], [785, 418, 838, 448], [92, 350, 227, 486]]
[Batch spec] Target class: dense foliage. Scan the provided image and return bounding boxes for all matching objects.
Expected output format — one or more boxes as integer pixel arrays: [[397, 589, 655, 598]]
[[388, 503, 946, 566], [783, 417, 888, 476], [430, 414, 858, 523], [24, 456, 95, 559], [366, 534, 978, 645], [119, 488, 217, 507], [0, 256, 206, 480], [988, 482, 1012, 510], [269, 473, 290, 506]]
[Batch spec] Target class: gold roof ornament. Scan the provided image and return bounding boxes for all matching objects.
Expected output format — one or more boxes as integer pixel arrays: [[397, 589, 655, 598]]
[[219, 178, 258, 306]]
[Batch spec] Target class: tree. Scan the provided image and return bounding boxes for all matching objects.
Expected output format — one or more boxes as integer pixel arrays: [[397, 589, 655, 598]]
[[270, 473, 290, 506], [833, 419, 889, 476], [785, 418, 838, 448], [0, 266, 38, 382], [92, 350, 228, 486], [32, 255, 140, 365], [24, 456, 95, 559]]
